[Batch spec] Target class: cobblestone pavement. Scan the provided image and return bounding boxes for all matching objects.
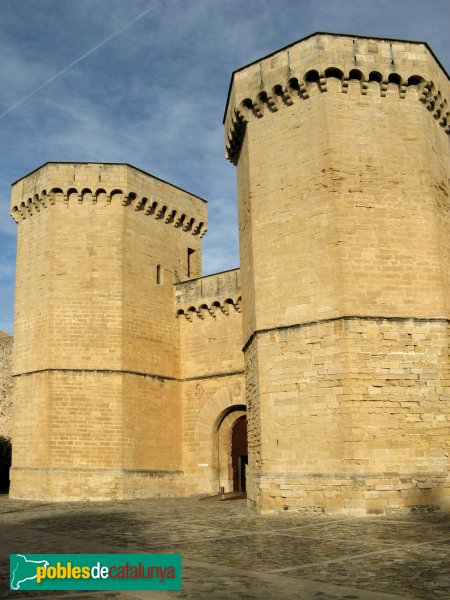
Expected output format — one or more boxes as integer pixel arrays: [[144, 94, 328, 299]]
[[1, 494, 449, 599]]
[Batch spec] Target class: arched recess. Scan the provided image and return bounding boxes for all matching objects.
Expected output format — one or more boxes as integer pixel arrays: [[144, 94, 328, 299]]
[[193, 383, 246, 494], [215, 406, 247, 493]]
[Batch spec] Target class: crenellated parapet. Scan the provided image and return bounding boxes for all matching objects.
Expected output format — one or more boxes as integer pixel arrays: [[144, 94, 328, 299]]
[[10, 162, 208, 238], [224, 33, 450, 164], [176, 297, 241, 321], [175, 268, 241, 321]]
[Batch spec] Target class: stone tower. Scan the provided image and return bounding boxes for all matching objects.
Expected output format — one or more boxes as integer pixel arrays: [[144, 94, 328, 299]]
[[225, 33, 450, 514], [9, 163, 207, 500]]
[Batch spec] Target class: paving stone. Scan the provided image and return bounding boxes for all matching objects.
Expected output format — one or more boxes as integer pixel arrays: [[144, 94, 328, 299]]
[[1, 495, 449, 598]]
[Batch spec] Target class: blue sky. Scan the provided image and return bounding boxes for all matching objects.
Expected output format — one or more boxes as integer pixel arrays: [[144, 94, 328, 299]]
[[0, 0, 449, 334]]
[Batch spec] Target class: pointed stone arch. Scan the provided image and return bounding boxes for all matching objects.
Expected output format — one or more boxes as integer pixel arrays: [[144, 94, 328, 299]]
[[194, 384, 245, 444], [193, 384, 246, 494]]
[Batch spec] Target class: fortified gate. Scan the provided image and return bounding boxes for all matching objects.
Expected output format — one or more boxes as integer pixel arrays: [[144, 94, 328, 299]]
[[2, 33, 450, 515]]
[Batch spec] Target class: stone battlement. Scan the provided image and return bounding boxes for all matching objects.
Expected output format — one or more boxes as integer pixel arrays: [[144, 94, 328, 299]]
[[175, 268, 241, 319], [225, 33, 450, 163], [10, 162, 207, 237]]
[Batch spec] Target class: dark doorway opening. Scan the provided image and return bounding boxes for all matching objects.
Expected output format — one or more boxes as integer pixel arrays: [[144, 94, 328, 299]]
[[231, 416, 248, 492], [0, 437, 11, 494]]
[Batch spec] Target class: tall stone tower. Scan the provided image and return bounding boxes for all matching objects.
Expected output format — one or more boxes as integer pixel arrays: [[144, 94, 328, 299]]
[[225, 33, 450, 514], [9, 163, 207, 500]]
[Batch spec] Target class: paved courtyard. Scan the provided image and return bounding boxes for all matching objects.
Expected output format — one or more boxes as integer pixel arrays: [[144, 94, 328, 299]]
[[1, 494, 449, 599]]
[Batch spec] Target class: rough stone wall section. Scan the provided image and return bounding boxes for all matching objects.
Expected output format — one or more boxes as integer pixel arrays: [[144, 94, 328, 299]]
[[0, 332, 13, 439]]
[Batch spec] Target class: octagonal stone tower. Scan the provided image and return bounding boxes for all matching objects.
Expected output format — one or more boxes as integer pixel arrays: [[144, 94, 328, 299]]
[[225, 33, 450, 514], [9, 162, 207, 500]]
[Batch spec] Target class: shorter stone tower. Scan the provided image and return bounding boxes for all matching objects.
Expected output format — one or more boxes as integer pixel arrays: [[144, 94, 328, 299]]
[[225, 33, 450, 514], [9, 162, 207, 500]]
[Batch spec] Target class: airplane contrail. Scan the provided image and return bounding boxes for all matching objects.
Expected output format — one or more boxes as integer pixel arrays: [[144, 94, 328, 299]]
[[0, 3, 157, 120]]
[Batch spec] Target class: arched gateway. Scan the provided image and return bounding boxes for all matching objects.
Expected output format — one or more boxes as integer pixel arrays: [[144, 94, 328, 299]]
[[191, 384, 246, 496], [214, 406, 247, 494]]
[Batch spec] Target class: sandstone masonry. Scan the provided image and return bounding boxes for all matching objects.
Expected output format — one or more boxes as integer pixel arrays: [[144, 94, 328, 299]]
[[0, 332, 13, 439], [2, 33, 450, 514]]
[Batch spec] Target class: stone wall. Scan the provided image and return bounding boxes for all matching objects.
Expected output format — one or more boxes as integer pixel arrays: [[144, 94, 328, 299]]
[[0, 333, 13, 439], [247, 318, 449, 514]]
